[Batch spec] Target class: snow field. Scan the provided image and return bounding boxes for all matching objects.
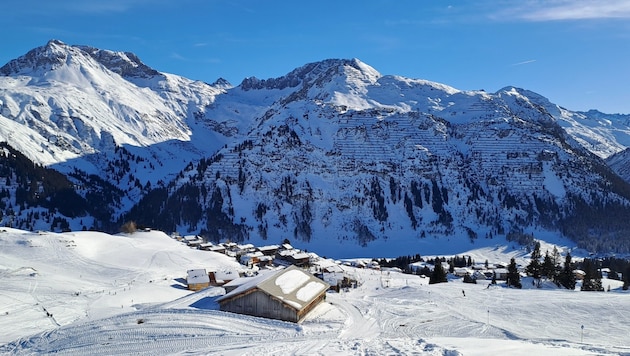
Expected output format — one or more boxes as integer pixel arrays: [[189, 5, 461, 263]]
[[0, 228, 628, 355]]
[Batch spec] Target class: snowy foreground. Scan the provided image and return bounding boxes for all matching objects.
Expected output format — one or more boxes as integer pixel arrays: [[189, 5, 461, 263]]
[[0, 229, 628, 355]]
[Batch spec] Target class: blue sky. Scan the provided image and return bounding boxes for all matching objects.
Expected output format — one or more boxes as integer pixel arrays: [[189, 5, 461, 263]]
[[3, 0, 630, 113]]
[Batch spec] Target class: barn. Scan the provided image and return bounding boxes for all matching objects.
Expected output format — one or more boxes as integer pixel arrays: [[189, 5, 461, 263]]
[[216, 265, 329, 323]]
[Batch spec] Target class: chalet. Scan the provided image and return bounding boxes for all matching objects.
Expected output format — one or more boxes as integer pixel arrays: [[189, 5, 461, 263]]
[[186, 269, 210, 291], [258, 255, 274, 267], [258, 245, 279, 256], [182, 235, 198, 243], [236, 244, 256, 255], [453, 267, 474, 277], [217, 265, 329, 323], [199, 242, 214, 251], [493, 268, 509, 280], [209, 269, 240, 286], [187, 239, 203, 248], [289, 252, 311, 267], [241, 251, 264, 267], [182, 235, 204, 247], [208, 245, 226, 254]]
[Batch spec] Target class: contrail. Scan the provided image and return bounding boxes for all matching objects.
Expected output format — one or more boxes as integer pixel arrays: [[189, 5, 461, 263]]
[[511, 59, 537, 66]]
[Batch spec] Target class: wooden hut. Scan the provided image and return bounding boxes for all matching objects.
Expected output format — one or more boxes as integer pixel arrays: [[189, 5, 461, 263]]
[[186, 269, 210, 291], [217, 265, 329, 323]]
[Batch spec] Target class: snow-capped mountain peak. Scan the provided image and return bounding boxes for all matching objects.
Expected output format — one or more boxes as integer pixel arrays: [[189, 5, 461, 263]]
[[0, 40, 233, 213], [76, 45, 160, 80], [240, 58, 381, 91], [4, 40, 630, 255], [0, 39, 74, 75]]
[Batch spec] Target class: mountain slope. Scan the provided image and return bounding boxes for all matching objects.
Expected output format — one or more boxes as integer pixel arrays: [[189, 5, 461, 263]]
[[3, 41, 630, 254], [0, 40, 245, 228], [124, 60, 630, 255]]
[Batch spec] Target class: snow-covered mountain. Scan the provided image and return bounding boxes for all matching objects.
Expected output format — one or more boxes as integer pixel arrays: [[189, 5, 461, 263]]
[[0, 40, 238, 228], [2, 40, 630, 255]]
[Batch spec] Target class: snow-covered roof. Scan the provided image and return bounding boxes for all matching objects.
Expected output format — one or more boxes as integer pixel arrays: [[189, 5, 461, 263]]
[[258, 245, 279, 252], [217, 265, 329, 310], [291, 252, 310, 260], [278, 249, 295, 257], [186, 269, 209, 285], [212, 269, 240, 282]]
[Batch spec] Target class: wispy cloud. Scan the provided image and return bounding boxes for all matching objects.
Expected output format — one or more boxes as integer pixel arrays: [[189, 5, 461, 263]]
[[56, 0, 162, 14], [171, 52, 187, 61], [511, 59, 537, 66], [495, 1, 630, 21]]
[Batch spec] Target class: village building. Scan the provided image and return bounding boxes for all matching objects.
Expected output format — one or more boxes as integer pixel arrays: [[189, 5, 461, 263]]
[[235, 243, 256, 255], [186, 269, 210, 291], [453, 267, 474, 277], [208, 245, 226, 254], [187, 239, 203, 248], [288, 252, 311, 266], [493, 268, 509, 280], [258, 245, 279, 256], [209, 269, 240, 286], [217, 265, 329, 323], [275, 249, 311, 267], [257, 255, 274, 268], [240, 251, 264, 267], [198, 242, 214, 251], [182, 235, 199, 243]]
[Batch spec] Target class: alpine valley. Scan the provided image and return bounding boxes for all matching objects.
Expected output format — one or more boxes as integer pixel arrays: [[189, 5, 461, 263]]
[[2, 40, 630, 257]]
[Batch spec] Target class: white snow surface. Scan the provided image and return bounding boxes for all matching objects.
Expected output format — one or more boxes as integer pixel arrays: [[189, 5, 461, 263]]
[[295, 281, 327, 302], [274, 269, 310, 294], [0, 228, 628, 355]]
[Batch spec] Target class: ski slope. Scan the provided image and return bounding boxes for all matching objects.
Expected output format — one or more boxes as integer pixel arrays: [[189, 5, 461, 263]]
[[0, 228, 628, 355]]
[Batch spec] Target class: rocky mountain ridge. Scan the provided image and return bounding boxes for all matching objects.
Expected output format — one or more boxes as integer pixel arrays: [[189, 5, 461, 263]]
[[2, 40, 630, 255]]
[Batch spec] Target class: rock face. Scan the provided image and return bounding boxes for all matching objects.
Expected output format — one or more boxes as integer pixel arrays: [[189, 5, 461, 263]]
[[2, 41, 630, 255]]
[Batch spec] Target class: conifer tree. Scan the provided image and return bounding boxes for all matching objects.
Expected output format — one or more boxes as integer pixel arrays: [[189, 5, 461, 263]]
[[526, 241, 542, 287], [429, 259, 448, 284], [559, 253, 576, 290], [541, 251, 556, 280], [551, 246, 561, 266], [463, 273, 476, 284], [581, 259, 604, 291], [506, 258, 522, 288]]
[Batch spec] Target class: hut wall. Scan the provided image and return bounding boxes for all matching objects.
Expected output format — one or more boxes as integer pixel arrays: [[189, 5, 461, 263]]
[[219, 289, 299, 322]]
